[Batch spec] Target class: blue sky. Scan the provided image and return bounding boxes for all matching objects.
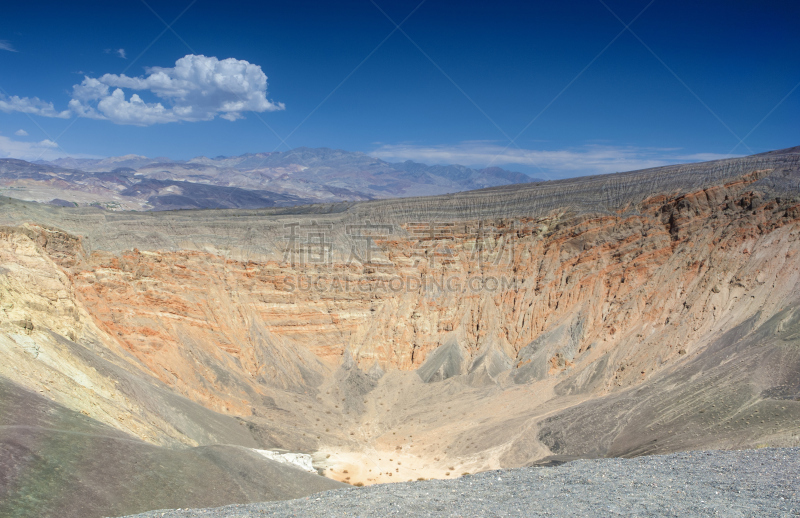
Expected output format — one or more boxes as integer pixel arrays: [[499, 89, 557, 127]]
[[0, 0, 798, 178]]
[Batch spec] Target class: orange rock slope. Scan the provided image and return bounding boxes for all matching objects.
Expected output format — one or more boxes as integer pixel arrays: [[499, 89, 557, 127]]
[[2, 152, 800, 483]]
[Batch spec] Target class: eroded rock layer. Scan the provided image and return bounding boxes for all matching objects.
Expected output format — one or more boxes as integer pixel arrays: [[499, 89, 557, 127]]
[[2, 148, 800, 508]]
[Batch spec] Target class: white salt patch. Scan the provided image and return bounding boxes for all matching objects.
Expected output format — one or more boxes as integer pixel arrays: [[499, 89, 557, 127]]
[[254, 449, 317, 473]]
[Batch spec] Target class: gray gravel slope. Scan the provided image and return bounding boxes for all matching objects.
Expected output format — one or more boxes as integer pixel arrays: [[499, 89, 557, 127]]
[[123, 448, 799, 517]]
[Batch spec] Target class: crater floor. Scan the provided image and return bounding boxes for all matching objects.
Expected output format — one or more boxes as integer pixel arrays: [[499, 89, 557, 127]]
[[123, 448, 800, 518]]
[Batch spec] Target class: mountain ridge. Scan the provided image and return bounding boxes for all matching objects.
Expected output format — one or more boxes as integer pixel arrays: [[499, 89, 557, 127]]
[[0, 147, 537, 211], [0, 147, 540, 211]]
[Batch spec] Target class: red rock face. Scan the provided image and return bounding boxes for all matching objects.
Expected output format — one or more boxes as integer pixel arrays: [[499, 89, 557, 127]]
[[29, 171, 796, 420], [3, 159, 800, 485]]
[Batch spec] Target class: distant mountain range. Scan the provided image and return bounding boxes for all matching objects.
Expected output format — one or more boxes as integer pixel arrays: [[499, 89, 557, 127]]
[[0, 148, 538, 211]]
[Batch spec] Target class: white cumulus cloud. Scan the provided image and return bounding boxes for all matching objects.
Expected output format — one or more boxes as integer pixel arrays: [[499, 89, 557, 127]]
[[0, 94, 71, 118], [69, 54, 285, 125], [1, 54, 284, 126], [14, 129, 28, 136]]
